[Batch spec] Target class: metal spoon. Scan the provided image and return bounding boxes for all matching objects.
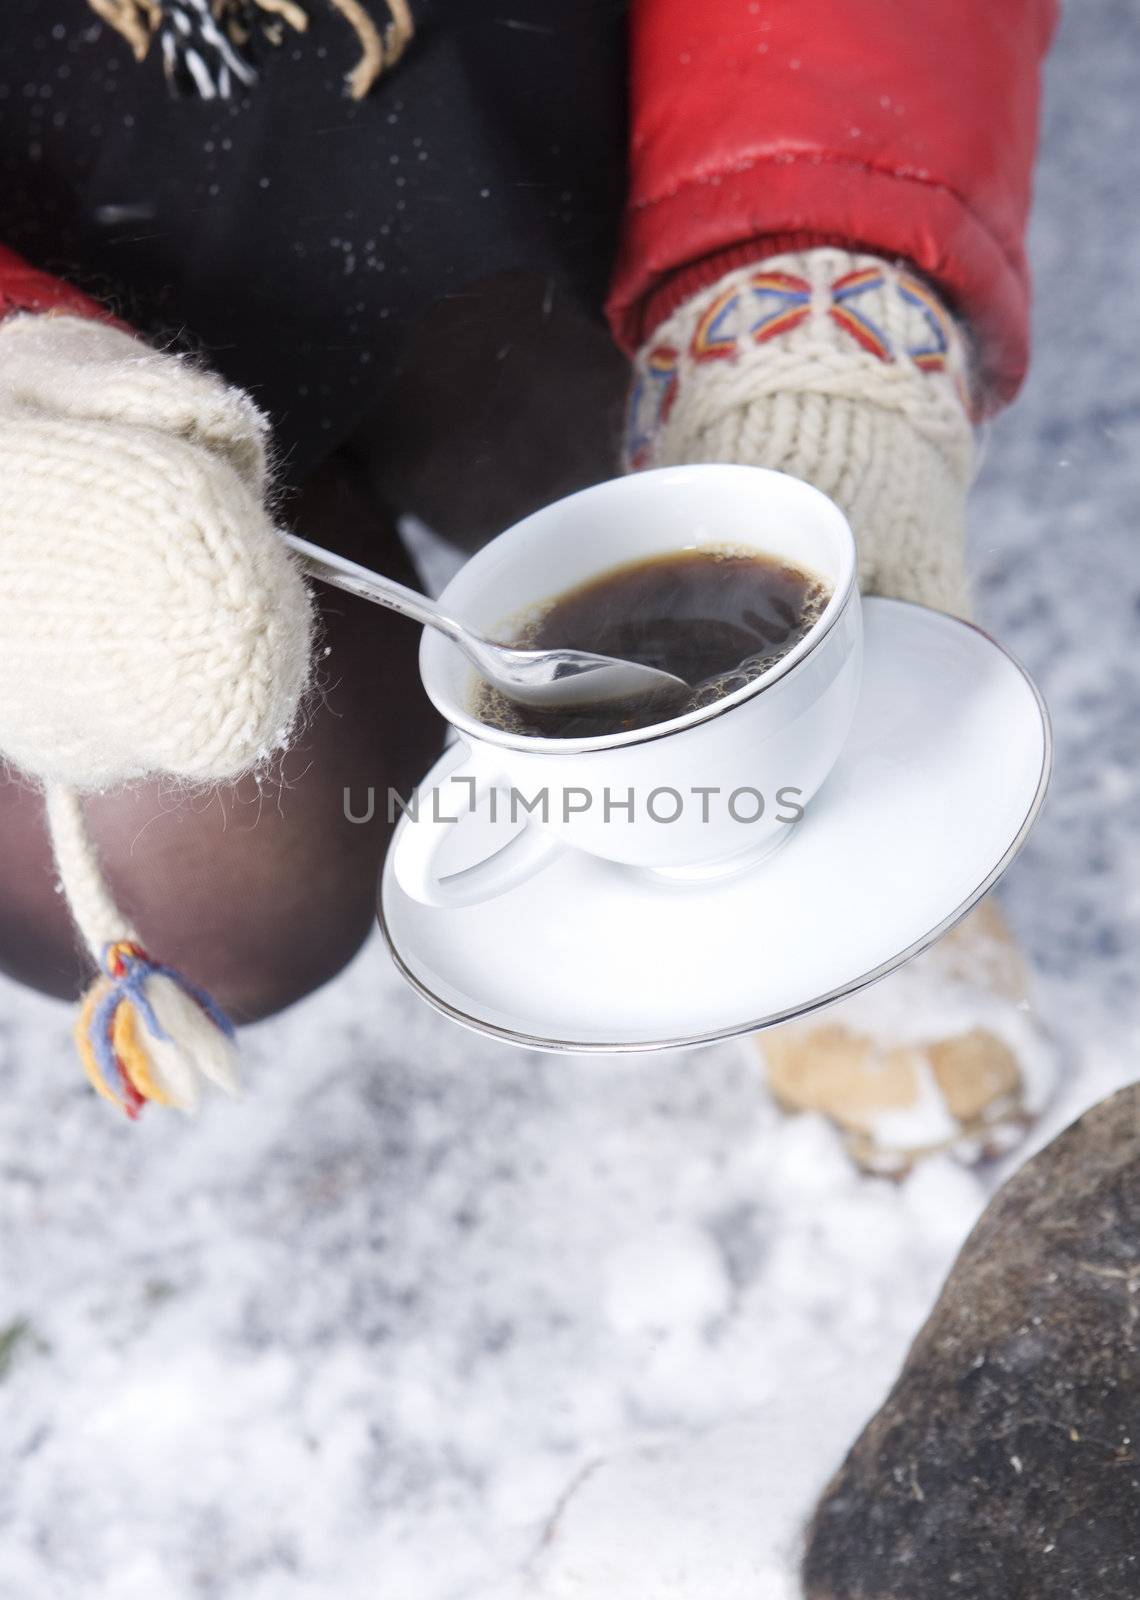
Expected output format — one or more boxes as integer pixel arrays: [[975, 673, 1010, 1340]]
[[284, 534, 690, 712]]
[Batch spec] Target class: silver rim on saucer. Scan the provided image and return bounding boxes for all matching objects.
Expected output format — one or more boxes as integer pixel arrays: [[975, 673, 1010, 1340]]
[[376, 602, 1053, 1054]]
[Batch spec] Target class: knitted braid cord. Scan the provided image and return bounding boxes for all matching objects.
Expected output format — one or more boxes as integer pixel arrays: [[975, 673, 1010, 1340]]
[[626, 249, 977, 618], [0, 313, 315, 1115], [47, 787, 239, 1118]]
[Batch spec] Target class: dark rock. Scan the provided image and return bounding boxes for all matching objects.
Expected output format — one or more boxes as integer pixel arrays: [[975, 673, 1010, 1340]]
[[804, 1083, 1140, 1599]]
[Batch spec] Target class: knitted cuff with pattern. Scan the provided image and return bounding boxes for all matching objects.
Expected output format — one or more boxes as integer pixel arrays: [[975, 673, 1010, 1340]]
[[625, 249, 976, 618]]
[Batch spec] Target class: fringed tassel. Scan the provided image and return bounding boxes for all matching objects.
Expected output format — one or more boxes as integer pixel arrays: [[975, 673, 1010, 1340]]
[[77, 940, 239, 1118], [45, 785, 240, 1119]]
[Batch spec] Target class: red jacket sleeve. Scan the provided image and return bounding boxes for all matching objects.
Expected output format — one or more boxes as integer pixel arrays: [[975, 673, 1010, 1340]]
[[0, 244, 117, 324], [607, 0, 1058, 410]]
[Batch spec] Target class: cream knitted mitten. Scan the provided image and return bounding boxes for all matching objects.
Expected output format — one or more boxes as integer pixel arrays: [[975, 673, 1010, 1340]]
[[629, 249, 1053, 1170], [0, 313, 315, 1114], [627, 248, 974, 614]]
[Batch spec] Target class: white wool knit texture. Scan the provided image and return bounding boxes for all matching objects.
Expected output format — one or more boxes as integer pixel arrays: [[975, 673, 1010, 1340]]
[[626, 249, 976, 618], [0, 309, 315, 1099], [0, 314, 314, 793]]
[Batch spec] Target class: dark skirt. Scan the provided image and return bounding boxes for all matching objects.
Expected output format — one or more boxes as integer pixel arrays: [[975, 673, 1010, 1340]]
[[0, 0, 628, 479]]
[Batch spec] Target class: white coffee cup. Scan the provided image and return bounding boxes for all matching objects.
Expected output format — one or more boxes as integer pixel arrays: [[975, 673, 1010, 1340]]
[[393, 465, 862, 907]]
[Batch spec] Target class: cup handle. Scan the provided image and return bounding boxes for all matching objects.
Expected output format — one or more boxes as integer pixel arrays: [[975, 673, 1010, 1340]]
[[391, 740, 564, 908]]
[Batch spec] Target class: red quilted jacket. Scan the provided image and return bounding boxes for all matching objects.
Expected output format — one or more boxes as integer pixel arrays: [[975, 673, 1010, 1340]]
[[608, 0, 1058, 410], [2, 0, 1056, 415]]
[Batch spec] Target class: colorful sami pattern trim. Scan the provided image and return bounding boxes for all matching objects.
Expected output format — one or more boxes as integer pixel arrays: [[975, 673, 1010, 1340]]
[[624, 343, 679, 469], [747, 270, 813, 343], [681, 266, 955, 370], [827, 266, 892, 361], [689, 285, 741, 362], [626, 265, 962, 461], [896, 271, 952, 372]]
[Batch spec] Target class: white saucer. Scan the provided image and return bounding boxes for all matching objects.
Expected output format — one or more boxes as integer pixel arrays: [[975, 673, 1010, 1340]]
[[378, 598, 1051, 1052]]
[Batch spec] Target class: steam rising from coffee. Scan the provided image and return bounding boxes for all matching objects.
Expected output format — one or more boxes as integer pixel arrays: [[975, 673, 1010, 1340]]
[[472, 547, 831, 740]]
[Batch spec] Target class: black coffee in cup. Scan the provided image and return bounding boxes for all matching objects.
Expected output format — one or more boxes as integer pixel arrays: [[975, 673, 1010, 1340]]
[[473, 547, 831, 740]]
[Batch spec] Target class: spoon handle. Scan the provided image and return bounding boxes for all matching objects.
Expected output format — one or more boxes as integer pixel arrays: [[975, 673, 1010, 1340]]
[[283, 532, 468, 645]]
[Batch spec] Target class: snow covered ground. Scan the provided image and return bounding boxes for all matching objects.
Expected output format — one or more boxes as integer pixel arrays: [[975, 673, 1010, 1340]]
[[2, 5, 1139, 1596]]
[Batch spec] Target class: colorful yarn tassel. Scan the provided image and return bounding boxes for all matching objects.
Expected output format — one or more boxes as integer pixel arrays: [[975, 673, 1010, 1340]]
[[77, 940, 240, 1118]]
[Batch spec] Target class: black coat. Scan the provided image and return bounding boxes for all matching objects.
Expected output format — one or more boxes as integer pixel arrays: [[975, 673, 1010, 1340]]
[[0, 0, 627, 480]]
